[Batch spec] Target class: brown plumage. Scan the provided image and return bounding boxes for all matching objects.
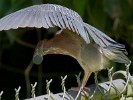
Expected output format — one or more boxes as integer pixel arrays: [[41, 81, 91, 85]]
[[33, 29, 130, 88], [0, 4, 130, 89]]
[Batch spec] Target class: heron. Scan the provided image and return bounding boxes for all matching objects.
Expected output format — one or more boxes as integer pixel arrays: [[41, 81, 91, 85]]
[[0, 4, 130, 97]]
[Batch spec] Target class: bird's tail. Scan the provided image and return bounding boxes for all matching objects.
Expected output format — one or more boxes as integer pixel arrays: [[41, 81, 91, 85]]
[[101, 46, 130, 64]]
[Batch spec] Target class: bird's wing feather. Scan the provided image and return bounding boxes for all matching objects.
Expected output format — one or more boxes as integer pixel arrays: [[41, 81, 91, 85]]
[[0, 3, 129, 63], [0, 4, 89, 43], [84, 23, 126, 50]]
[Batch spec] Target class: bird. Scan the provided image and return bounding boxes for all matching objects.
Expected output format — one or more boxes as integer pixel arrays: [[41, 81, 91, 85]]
[[0, 4, 130, 92], [33, 29, 130, 89]]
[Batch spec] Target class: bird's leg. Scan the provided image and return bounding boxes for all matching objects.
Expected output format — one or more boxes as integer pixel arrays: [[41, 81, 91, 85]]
[[75, 70, 92, 99], [81, 70, 92, 88], [69, 70, 91, 99]]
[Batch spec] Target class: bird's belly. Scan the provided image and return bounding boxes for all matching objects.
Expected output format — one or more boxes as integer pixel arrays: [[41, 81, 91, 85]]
[[80, 44, 107, 72], [80, 57, 106, 72]]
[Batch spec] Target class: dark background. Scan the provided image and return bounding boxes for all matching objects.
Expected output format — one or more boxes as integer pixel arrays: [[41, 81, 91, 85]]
[[0, 0, 133, 99]]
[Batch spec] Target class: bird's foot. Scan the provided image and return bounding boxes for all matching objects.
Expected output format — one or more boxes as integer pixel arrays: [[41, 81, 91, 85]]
[[69, 87, 90, 98]]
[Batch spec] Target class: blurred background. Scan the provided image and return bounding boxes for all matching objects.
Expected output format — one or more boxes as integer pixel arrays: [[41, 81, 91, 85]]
[[0, 0, 133, 99]]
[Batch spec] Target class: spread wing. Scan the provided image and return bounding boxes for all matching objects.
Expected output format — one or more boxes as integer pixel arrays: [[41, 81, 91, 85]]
[[0, 4, 130, 64], [0, 4, 89, 43], [84, 23, 125, 49]]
